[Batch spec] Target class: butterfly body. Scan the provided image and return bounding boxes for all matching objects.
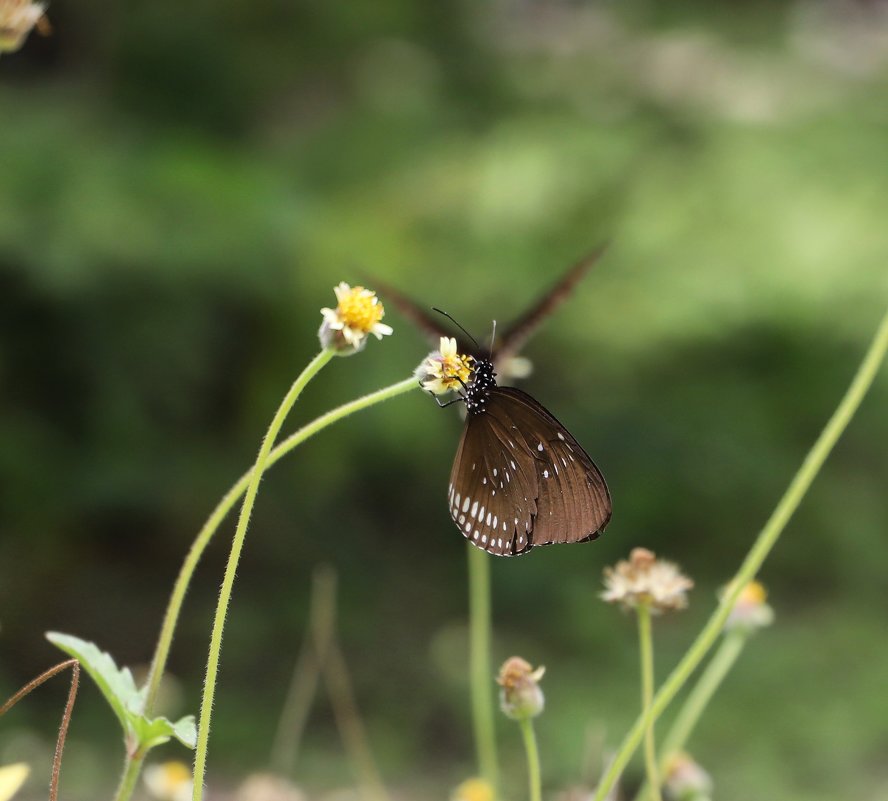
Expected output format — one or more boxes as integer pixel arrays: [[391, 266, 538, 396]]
[[447, 354, 611, 556]]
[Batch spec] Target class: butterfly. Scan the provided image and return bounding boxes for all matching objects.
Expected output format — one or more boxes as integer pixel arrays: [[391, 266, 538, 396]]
[[438, 338, 611, 556], [374, 247, 608, 382], [409, 250, 612, 556]]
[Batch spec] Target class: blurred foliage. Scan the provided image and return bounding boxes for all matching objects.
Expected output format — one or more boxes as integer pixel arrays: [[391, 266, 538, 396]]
[[1, 1, 887, 799]]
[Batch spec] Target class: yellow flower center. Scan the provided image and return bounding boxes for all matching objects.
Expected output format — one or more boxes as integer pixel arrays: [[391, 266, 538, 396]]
[[440, 352, 474, 388], [337, 286, 385, 333], [452, 778, 494, 801], [738, 580, 767, 605]]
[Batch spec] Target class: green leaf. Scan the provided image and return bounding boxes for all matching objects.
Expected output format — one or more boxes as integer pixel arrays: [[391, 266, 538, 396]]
[[134, 714, 198, 750], [46, 632, 197, 753], [46, 632, 141, 737]]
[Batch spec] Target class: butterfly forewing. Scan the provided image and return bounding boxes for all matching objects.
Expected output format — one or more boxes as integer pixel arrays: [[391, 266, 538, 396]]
[[448, 384, 611, 555], [449, 409, 539, 555]]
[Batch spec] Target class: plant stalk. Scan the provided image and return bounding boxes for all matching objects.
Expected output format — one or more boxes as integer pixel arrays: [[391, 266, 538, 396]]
[[519, 717, 542, 801], [593, 305, 888, 801], [144, 375, 419, 715], [192, 348, 335, 800], [637, 604, 661, 801], [468, 543, 499, 796]]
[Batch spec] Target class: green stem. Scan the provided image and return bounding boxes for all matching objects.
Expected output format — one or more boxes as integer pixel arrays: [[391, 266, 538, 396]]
[[661, 629, 746, 762], [518, 718, 542, 801], [192, 348, 335, 801], [637, 604, 661, 801], [593, 305, 888, 801], [631, 630, 747, 801], [111, 753, 143, 801], [144, 375, 419, 715], [468, 544, 499, 796]]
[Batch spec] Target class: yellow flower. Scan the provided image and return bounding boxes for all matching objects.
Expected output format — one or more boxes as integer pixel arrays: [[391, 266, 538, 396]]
[[0, 764, 30, 801], [0, 0, 47, 53], [319, 282, 393, 354], [601, 547, 694, 614], [722, 579, 774, 633], [416, 336, 474, 395], [143, 760, 192, 801], [452, 777, 495, 801]]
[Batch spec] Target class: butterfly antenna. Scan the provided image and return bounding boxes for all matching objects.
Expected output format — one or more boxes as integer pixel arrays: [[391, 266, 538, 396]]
[[431, 307, 480, 350], [489, 320, 497, 353]]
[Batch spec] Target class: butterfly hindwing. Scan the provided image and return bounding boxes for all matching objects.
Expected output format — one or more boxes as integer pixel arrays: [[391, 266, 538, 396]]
[[448, 383, 611, 556], [488, 387, 611, 547]]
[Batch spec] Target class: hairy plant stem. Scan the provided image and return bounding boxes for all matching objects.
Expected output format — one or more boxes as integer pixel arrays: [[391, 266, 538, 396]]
[[593, 305, 888, 801], [0, 659, 80, 801], [468, 544, 499, 796], [518, 717, 542, 801], [637, 604, 661, 801], [144, 375, 420, 715], [111, 753, 143, 801], [192, 348, 335, 801]]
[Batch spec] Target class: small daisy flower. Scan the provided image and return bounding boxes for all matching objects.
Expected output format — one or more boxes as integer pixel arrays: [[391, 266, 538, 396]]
[[143, 760, 192, 801], [723, 579, 774, 633], [415, 336, 475, 395], [0, 0, 47, 53], [451, 777, 495, 801], [601, 547, 694, 614], [663, 752, 713, 801], [318, 282, 393, 355], [497, 655, 546, 720]]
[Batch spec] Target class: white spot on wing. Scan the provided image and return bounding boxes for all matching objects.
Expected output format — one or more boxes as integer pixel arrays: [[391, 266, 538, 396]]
[[537, 443, 544, 452], [461, 496, 469, 513], [471, 501, 479, 517]]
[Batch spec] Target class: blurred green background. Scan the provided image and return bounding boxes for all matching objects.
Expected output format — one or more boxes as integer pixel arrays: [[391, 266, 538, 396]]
[[2, 1, 887, 799]]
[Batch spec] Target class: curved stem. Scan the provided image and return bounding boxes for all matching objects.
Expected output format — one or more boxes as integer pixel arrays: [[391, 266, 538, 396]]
[[192, 348, 335, 800], [637, 604, 661, 801], [593, 304, 888, 801], [518, 718, 542, 801], [144, 375, 419, 715], [468, 544, 499, 795]]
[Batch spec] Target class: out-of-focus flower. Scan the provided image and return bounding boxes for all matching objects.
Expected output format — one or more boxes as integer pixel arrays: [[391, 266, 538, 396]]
[[497, 656, 545, 720], [0, 764, 29, 801], [143, 760, 192, 801], [451, 777, 494, 801], [234, 773, 306, 801], [416, 336, 474, 395], [663, 752, 712, 801], [318, 282, 392, 355], [601, 547, 693, 614], [0, 0, 47, 53], [723, 579, 774, 633]]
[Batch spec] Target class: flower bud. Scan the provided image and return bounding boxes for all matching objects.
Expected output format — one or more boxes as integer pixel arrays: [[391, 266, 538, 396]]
[[497, 656, 545, 720], [663, 752, 712, 801]]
